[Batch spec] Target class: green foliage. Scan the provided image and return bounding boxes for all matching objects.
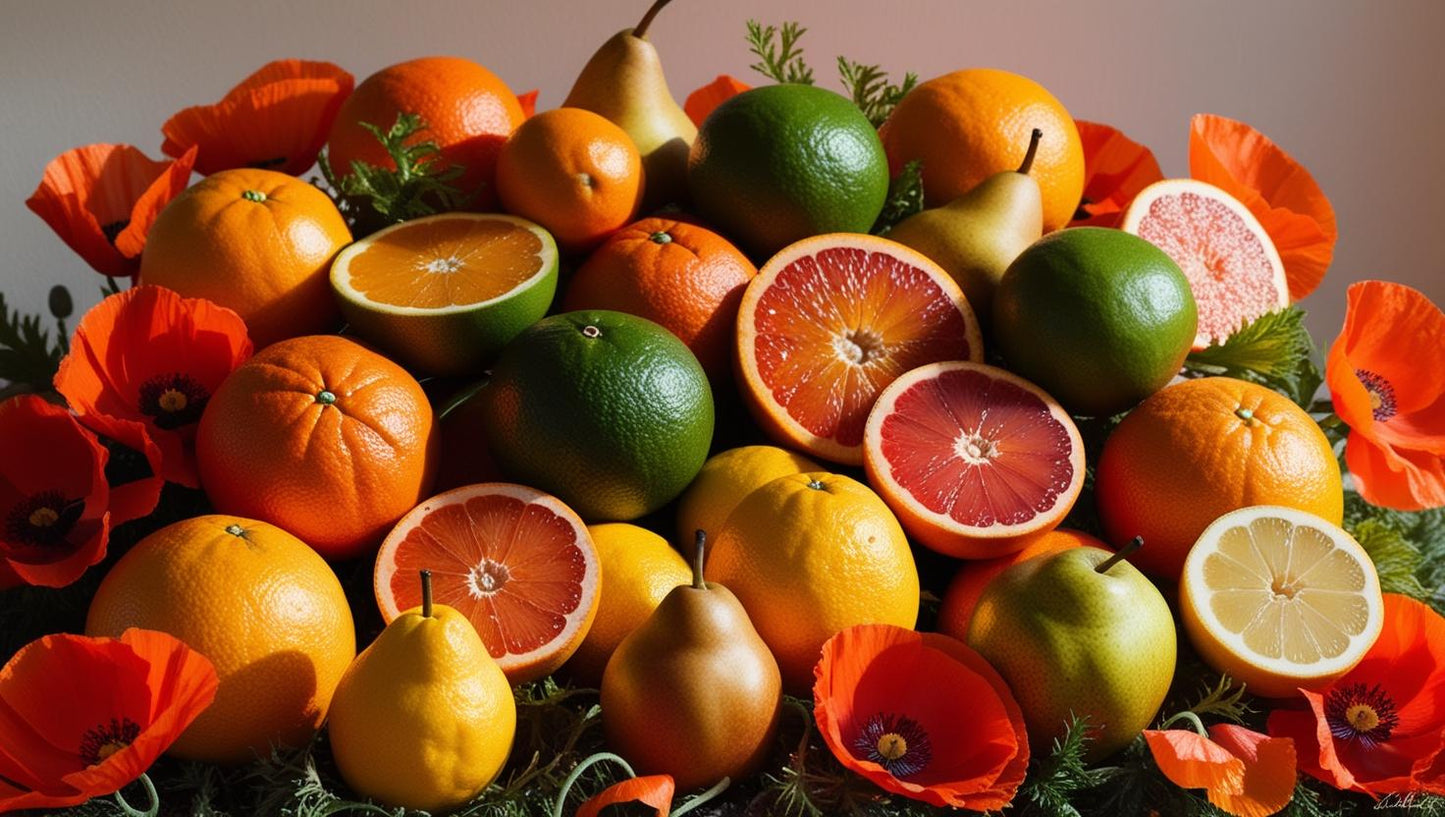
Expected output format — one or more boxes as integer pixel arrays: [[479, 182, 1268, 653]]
[[0, 289, 65, 395], [1344, 491, 1445, 612], [1184, 306, 1322, 407], [837, 57, 917, 128], [319, 113, 471, 236], [1015, 716, 1099, 817], [746, 20, 815, 85], [871, 160, 925, 236], [1175, 674, 1252, 725]]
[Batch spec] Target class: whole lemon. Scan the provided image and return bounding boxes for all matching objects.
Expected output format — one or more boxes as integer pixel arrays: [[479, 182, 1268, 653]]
[[674, 445, 822, 548]]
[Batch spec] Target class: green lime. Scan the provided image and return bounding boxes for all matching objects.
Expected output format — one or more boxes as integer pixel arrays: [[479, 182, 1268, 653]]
[[687, 84, 889, 258], [482, 310, 715, 520], [991, 227, 1197, 417]]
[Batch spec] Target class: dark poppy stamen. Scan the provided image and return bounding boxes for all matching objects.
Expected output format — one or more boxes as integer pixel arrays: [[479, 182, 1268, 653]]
[[1325, 682, 1400, 749], [1355, 369, 1398, 422], [138, 373, 210, 430], [78, 717, 141, 767], [853, 712, 933, 779], [5, 490, 83, 547], [99, 220, 131, 247]]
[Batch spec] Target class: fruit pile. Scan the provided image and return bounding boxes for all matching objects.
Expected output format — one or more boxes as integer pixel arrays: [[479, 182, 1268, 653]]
[[3, 3, 1445, 816]]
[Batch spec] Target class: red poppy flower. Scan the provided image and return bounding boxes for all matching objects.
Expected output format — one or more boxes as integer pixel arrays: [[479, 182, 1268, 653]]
[[25, 144, 196, 278], [1189, 113, 1337, 301], [54, 286, 253, 489], [1069, 120, 1164, 228], [0, 628, 218, 812], [813, 624, 1028, 810], [1145, 724, 1296, 817], [576, 774, 675, 817], [1325, 281, 1445, 510], [1268, 594, 1445, 798], [76, 411, 166, 525], [0, 395, 110, 590], [162, 59, 354, 176], [684, 74, 750, 128], [517, 89, 539, 119]]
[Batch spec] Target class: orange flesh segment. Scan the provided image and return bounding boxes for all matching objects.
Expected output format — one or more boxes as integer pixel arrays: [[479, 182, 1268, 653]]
[[751, 246, 972, 447], [878, 368, 1075, 527], [388, 493, 587, 659], [347, 218, 545, 308], [1134, 190, 1282, 344]]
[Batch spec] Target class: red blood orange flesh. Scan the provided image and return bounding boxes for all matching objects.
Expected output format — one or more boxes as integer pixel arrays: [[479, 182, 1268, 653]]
[[1122, 178, 1288, 348], [736, 233, 983, 465], [863, 361, 1085, 558], [374, 483, 600, 685]]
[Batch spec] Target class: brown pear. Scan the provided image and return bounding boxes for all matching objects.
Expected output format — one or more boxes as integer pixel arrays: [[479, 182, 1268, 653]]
[[601, 531, 781, 790]]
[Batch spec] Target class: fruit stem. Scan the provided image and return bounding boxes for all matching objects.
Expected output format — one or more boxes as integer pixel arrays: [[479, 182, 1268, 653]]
[[420, 569, 433, 618], [632, 0, 673, 39], [673, 777, 732, 817], [1095, 536, 1144, 574], [1018, 128, 1043, 175], [692, 529, 707, 589], [551, 752, 638, 817]]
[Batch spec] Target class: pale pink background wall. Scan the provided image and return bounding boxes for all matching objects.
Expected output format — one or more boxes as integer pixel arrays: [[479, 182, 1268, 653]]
[[2, 0, 1442, 347]]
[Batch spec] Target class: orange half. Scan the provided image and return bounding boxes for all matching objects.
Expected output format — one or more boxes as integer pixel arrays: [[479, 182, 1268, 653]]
[[374, 483, 600, 684], [736, 234, 982, 465]]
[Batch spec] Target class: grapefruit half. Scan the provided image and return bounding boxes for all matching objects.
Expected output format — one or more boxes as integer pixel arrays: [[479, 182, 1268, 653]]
[[374, 483, 600, 685], [1121, 178, 1288, 348], [863, 361, 1085, 558], [736, 234, 983, 465]]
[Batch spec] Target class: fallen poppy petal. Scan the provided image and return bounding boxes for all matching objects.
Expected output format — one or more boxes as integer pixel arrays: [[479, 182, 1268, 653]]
[[1207, 724, 1296, 817], [1071, 120, 1164, 228], [685, 75, 750, 128], [1144, 729, 1245, 795], [575, 774, 675, 817]]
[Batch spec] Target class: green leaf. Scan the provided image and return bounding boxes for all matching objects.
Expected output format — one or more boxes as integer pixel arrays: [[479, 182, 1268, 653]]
[[1184, 306, 1321, 406], [837, 57, 917, 128], [1344, 491, 1445, 612], [0, 290, 64, 395], [1351, 517, 1429, 598], [871, 160, 925, 236], [1015, 715, 1098, 816], [746, 20, 815, 85], [318, 112, 471, 236]]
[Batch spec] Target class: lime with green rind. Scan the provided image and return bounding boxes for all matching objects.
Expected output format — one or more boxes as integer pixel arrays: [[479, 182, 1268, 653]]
[[687, 84, 889, 258], [329, 213, 559, 377], [482, 310, 715, 521], [991, 227, 1197, 417]]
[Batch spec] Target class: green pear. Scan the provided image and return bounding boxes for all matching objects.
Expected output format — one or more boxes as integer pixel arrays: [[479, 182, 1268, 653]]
[[966, 540, 1176, 761], [563, 0, 697, 208], [887, 129, 1045, 322]]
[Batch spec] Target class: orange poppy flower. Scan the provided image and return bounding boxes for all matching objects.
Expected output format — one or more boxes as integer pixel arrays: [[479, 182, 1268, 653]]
[[1145, 724, 1296, 817], [1325, 280, 1445, 510], [25, 144, 196, 278], [75, 410, 165, 525], [1268, 594, 1445, 798], [813, 624, 1028, 810], [54, 286, 253, 489], [0, 628, 217, 812], [576, 774, 675, 817], [162, 59, 354, 176], [684, 74, 750, 128], [1069, 120, 1164, 228], [1189, 113, 1338, 301], [517, 89, 539, 119], [0, 395, 110, 590]]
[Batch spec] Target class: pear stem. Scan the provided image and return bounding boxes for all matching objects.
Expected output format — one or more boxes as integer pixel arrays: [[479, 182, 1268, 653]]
[[692, 529, 707, 589], [632, 0, 673, 39], [1095, 536, 1144, 574], [1018, 128, 1043, 175], [420, 569, 433, 618]]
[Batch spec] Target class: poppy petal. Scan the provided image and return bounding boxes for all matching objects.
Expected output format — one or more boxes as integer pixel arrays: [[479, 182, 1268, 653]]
[[1206, 725, 1296, 817], [1346, 433, 1445, 512], [1189, 114, 1337, 300], [1328, 281, 1445, 441], [1144, 729, 1245, 794], [685, 75, 750, 128], [72, 413, 164, 525], [517, 89, 538, 119], [575, 774, 675, 817], [113, 146, 196, 260], [1070, 120, 1164, 228]]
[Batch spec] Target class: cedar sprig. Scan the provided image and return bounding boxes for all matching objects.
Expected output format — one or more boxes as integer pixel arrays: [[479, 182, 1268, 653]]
[[838, 57, 917, 128], [319, 112, 471, 236], [746, 20, 816, 85]]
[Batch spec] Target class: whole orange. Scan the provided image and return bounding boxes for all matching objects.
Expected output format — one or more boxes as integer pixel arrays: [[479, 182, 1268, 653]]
[[139, 168, 350, 347], [936, 528, 1102, 641], [86, 515, 355, 764], [196, 335, 438, 560], [881, 68, 1085, 232], [326, 56, 525, 211], [561, 218, 756, 382], [495, 107, 644, 253], [1095, 377, 1344, 580]]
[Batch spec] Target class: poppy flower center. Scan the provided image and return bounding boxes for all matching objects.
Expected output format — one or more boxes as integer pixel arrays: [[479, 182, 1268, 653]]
[[853, 713, 932, 779], [138, 373, 209, 430], [5, 490, 83, 547], [99, 219, 131, 247], [1355, 369, 1398, 422], [1326, 683, 1400, 748], [78, 717, 141, 767]]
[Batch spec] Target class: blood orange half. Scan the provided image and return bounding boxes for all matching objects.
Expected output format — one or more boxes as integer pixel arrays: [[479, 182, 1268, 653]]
[[374, 482, 600, 684], [863, 361, 1085, 558], [736, 234, 982, 465], [1121, 178, 1288, 349]]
